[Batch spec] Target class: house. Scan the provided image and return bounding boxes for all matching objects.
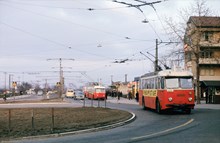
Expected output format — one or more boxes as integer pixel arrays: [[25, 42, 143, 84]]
[[184, 16, 220, 103]]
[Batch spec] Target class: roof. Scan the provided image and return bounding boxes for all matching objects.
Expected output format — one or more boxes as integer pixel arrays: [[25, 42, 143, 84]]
[[188, 16, 220, 28], [141, 69, 193, 79], [158, 69, 193, 77], [201, 81, 220, 87]]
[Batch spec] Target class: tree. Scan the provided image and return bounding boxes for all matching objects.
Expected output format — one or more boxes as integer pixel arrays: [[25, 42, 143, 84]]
[[164, 0, 214, 104], [18, 82, 32, 94], [165, 0, 213, 42], [34, 84, 41, 95]]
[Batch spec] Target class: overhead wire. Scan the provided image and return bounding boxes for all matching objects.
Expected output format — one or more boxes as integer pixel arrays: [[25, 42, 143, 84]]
[[0, 2, 129, 59], [0, 20, 113, 59], [0, 1, 157, 59], [0, 2, 131, 40], [0, 0, 164, 70], [1, 0, 128, 11], [142, 14, 162, 41], [0, 1, 154, 45], [0, 0, 158, 42]]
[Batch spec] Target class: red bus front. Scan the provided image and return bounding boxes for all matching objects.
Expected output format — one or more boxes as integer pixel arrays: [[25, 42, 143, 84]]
[[93, 87, 106, 99], [158, 89, 195, 112]]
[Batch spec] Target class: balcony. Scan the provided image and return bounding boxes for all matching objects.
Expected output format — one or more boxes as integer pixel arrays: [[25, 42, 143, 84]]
[[199, 58, 220, 64]]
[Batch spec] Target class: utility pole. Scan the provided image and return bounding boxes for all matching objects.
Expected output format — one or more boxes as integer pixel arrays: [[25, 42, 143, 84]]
[[155, 39, 180, 71], [155, 39, 158, 72], [4, 72, 7, 92], [47, 58, 74, 99], [9, 74, 13, 91]]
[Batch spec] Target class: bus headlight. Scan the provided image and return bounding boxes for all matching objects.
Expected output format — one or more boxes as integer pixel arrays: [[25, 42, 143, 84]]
[[168, 97, 173, 102], [188, 97, 193, 102]]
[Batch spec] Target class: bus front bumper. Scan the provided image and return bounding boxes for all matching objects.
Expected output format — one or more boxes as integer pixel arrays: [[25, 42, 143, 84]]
[[166, 104, 195, 109]]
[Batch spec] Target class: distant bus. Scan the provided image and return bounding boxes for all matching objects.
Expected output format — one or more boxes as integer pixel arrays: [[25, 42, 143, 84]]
[[84, 83, 106, 100], [139, 68, 195, 114]]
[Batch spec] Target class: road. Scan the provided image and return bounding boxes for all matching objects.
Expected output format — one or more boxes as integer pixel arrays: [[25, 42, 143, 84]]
[[2, 95, 220, 143]]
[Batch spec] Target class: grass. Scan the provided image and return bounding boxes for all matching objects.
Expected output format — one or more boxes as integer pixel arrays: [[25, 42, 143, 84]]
[[0, 107, 132, 141]]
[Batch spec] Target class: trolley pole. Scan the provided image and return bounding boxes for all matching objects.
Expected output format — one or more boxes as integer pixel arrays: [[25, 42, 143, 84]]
[[155, 39, 180, 71]]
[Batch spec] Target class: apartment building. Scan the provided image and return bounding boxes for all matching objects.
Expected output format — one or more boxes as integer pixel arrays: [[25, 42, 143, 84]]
[[184, 16, 220, 103]]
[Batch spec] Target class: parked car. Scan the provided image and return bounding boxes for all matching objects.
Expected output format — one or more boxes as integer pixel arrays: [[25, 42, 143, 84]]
[[65, 89, 75, 98], [74, 90, 84, 100], [37, 90, 44, 96]]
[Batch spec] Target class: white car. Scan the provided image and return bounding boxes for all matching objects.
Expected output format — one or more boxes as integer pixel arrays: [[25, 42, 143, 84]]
[[37, 90, 44, 96], [65, 89, 75, 98]]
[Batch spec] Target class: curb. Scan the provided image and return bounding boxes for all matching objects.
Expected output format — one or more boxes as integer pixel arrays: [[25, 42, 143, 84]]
[[59, 112, 136, 136], [12, 112, 136, 141]]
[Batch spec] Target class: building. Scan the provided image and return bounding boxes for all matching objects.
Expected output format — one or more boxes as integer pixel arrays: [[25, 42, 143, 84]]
[[184, 16, 220, 103]]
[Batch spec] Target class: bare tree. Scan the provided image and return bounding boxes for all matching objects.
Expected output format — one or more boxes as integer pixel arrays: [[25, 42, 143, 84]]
[[165, 0, 213, 43], [18, 82, 32, 94]]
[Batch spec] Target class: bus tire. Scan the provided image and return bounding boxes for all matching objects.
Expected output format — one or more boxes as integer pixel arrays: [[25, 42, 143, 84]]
[[142, 97, 146, 110], [156, 99, 161, 114], [185, 109, 191, 114]]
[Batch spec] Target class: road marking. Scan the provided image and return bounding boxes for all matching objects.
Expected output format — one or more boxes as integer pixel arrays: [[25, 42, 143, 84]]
[[131, 118, 194, 140]]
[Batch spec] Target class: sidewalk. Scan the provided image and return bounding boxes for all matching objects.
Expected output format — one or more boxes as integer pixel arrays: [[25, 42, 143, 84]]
[[107, 97, 139, 105], [107, 97, 220, 110], [194, 100, 220, 110]]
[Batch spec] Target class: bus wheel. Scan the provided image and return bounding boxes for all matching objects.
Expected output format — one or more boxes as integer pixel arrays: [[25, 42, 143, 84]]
[[142, 97, 146, 110], [185, 109, 191, 114], [156, 99, 161, 114]]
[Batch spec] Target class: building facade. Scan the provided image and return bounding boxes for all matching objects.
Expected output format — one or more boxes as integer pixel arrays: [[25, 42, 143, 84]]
[[184, 16, 220, 103]]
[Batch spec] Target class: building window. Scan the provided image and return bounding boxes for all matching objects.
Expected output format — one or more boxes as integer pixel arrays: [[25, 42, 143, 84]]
[[203, 32, 213, 41], [200, 50, 213, 58], [200, 69, 205, 76], [210, 69, 214, 76], [201, 67, 215, 76]]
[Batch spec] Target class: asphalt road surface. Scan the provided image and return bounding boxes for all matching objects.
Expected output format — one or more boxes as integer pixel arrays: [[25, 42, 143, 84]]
[[3, 96, 220, 143]]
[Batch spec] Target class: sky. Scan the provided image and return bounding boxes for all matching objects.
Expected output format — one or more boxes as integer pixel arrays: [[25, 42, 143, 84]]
[[0, 0, 219, 89]]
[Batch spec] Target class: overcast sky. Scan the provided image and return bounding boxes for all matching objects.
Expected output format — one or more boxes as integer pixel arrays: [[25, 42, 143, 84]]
[[0, 0, 219, 89]]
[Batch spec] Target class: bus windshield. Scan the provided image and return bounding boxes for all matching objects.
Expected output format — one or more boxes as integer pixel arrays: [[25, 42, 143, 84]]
[[95, 88, 105, 93], [165, 77, 193, 89]]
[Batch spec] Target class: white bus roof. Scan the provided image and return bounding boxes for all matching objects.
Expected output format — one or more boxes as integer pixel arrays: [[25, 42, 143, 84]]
[[141, 69, 193, 79], [94, 86, 105, 89], [158, 69, 193, 77]]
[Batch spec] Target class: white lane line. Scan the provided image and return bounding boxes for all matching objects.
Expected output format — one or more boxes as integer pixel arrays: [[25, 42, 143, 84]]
[[131, 118, 194, 140]]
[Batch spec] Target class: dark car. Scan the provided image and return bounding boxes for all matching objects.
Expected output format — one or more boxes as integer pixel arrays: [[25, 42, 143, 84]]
[[74, 90, 84, 100]]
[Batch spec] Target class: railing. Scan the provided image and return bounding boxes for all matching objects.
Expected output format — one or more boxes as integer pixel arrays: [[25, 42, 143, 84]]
[[199, 58, 220, 64]]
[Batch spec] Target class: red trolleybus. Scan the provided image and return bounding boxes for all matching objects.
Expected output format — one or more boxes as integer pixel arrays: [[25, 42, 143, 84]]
[[84, 83, 106, 100], [139, 68, 195, 114]]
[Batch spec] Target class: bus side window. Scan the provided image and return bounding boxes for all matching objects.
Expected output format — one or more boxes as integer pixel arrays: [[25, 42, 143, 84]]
[[155, 78, 158, 89], [161, 78, 164, 89], [147, 79, 150, 89]]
